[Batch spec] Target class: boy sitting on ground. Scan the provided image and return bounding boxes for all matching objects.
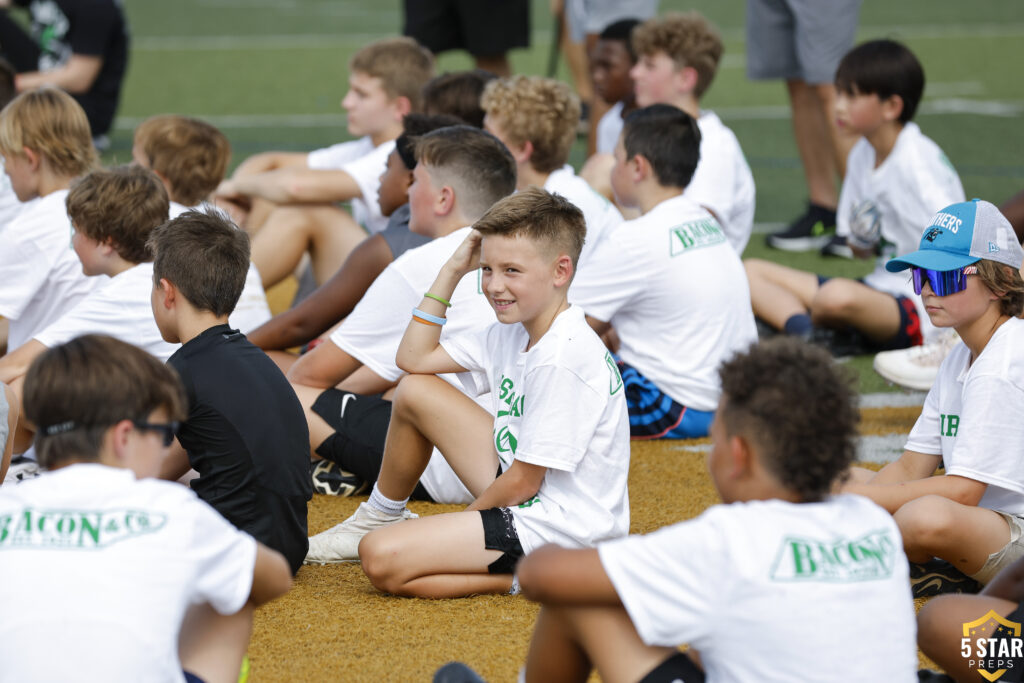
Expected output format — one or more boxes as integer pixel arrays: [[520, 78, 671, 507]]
[[216, 37, 434, 289], [587, 19, 640, 156], [0, 334, 292, 682], [150, 209, 312, 574], [481, 75, 622, 265], [288, 125, 516, 505], [571, 104, 757, 439], [745, 40, 965, 356], [309, 188, 631, 601], [516, 337, 917, 683], [842, 199, 1024, 599], [582, 12, 755, 252], [132, 113, 271, 333]]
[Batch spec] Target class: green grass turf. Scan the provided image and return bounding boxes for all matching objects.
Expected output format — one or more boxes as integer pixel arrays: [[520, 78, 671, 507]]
[[113, 0, 1024, 392]]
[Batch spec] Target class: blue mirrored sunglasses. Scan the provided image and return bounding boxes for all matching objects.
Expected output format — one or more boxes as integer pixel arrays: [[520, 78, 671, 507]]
[[910, 265, 978, 297]]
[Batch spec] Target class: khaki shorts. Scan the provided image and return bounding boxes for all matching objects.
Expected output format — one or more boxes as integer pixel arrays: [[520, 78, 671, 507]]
[[973, 511, 1024, 585]]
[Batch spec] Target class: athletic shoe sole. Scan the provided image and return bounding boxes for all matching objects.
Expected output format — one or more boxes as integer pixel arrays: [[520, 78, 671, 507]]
[[910, 559, 982, 598], [765, 234, 834, 252]]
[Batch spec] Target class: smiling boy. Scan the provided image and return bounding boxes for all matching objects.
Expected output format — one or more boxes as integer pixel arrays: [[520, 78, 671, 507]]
[[306, 188, 631, 599]]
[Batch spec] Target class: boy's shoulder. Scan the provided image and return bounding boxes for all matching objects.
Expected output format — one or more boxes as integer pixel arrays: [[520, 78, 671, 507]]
[[306, 136, 376, 170], [523, 306, 620, 391]]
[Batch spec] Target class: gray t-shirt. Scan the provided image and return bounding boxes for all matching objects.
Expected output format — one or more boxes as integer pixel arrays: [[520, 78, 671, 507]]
[[379, 204, 430, 259]]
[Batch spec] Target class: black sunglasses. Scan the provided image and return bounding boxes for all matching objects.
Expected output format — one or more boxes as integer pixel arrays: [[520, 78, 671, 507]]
[[131, 420, 179, 447]]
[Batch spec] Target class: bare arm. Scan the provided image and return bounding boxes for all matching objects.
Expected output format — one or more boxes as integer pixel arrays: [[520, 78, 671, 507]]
[[286, 339, 362, 389], [982, 554, 1024, 601], [395, 231, 481, 375], [15, 54, 102, 93], [518, 544, 622, 606], [0, 339, 45, 385], [841, 450, 986, 513], [230, 151, 309, 178], [248, 234, 393, 351], [585, 314, 611, 337], [217, 167, 361, 205], [248, 543, 293, 605], [465, 460, 547, 512], [1, 382, 17, 484], [158, 439, 191, 482]]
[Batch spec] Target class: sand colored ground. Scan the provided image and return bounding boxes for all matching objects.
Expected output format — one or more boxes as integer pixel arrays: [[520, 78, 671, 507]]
[[246, 404, 928, 681]]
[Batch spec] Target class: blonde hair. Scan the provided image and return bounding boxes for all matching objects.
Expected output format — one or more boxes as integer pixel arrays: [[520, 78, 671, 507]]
[[481, 75, 581, 174], [134, 115, 230, 206], [977, 260, 1024, 317], [632, 12, 724, 98], [350, 37, 435, 112], [0, 88, 96, 177]]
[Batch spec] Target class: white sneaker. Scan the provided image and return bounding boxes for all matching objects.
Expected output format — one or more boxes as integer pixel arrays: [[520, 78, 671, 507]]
[[873, 330, 961, 391], [3, 456, 41, 484], [304, 502, 417, 565]]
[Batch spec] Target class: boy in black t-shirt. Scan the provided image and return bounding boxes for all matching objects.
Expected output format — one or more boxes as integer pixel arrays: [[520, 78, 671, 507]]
[[149, 208, 312, 574]]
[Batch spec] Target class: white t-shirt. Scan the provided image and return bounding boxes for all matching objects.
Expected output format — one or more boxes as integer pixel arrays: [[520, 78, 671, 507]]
[[599, 495, 917, 683], [905, 318, 1024, 515], [0, 464, 257, 682], [0, 190, 98, 350], [34, 262, 179, 361], [444, 305, 631, 553], [684, 111, 756, 254], [306, 136, 393, 234], [596, 101, 624, 155], [168, 201, 272, 334], [330, 226, 498, 504], [0, 159, 23, 231], [570, 194, 758, 411], [544, 165, 622, 271], [837, 123, 965, 343]]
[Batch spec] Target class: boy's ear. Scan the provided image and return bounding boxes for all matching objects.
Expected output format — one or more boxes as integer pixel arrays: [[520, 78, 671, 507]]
[[674, 65, 699, 96], [552, 254, 574, 288], [155, 277, 178, 310], [630, 152, 652, 183], [391, 95, 413, 120], [881, 94, 905, 123], [435, 184, 456, 217], [512, 139, 534, 165], [22, 146, 40, 171], [101, 419, 135, 467], [728, 434, 754, 480]]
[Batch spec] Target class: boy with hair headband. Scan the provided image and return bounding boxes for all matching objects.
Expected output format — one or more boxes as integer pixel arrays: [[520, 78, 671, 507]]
[[150, 209, 312, 574], [570, 104, 757, 440], [514, 337, 917, 683], [0, 88, 97, 356], [745, 39, 965, 356], [842, 199, 1024, 598], [289, 125, 515, 507], [217, 37, 434, 289], [0, 334, 293, 683], [480, 74, 622, 266], [311, 188, 630, 600], [131, 114, 271, 334], [583, 12, 755, 252]]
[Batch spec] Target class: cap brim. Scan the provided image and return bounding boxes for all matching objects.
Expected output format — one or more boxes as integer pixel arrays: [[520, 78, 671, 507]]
[[885, 249, 980, 272]]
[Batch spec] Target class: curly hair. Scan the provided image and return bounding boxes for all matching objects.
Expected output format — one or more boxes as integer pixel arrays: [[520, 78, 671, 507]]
[[480, 75, 581, 174], [977, 259, 1024, 318], [631, 12, 723, 98], [718, 338, 859, 502]]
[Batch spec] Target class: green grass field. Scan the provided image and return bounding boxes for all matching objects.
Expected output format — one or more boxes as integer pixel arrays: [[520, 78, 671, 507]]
[[113, 0, 1024, 393]]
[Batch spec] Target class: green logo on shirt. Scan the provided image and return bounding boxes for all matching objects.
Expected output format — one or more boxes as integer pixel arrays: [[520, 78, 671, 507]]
[[769, 529, 897, 582], [606, 352, 623, 395], [0, 508, 168, 550], [669, 219, 726, 257], [941, 413, 960, 437]]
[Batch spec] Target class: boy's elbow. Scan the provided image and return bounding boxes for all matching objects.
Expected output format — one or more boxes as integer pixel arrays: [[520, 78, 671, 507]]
[[250, 546, 293, 606]]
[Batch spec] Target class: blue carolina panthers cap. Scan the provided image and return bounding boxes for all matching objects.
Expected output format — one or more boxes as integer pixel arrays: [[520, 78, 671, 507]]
[[886, 199, 1023, 272]]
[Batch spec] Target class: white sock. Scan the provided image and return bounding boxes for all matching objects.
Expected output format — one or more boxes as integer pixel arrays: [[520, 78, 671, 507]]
[[368, 484, 408, 516]]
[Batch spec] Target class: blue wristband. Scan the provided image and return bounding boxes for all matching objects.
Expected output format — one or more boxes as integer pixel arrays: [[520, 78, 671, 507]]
[[412, 308, 447, 326]]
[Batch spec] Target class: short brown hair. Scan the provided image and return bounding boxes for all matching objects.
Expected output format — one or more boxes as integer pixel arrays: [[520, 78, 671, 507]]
[[149, 209, 250, 317], [25, 334, 186, 469], [413, 125, 516, 222], [473, 187, 586, 271], [977, 259, 1024, 317], [133, 115, 230, 206], [632, 12, 723, 98], [66, 165, 170, 263], [481, 75, 581, 174], [422, 69, 497, 128], [0, 88, 97, 177], [718, 338, 859, 502], [350, 37, 435, 112]]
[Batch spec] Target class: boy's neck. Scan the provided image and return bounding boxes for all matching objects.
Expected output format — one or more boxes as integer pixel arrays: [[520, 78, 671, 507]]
[[866, 121, 905, 167], [665, 93, 700, 120], [100, 257, 137, 279], [369, 122, 403, 148], [430, 212, 472, 239], [176, 310, 231, 346], [36, 171, 76, 198], [635, 182, 684, 215], [523, 297, 570, 351], [517, 163, 551, 192], [958, 309, 1010, 363]]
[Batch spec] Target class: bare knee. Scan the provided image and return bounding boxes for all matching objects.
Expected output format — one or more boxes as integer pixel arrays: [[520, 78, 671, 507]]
[[894, 495, 956, 549], [391, 374, 443, 421], [359, 531, 405, 594], [810, 280, 858, 321]]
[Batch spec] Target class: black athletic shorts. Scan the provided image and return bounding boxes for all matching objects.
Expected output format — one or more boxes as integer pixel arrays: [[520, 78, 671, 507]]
[[639, 652, 705, 683], [480, 507, 524, 574], [404, 0, 529, 57], [312, 389, 433, 501]]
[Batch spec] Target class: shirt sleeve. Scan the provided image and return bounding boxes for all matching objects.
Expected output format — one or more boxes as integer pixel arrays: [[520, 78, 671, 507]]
[[568, 231, 646, 323], [944, 374, 1024, 493], [0, 235, 53, 320], [904, 380, 943, 455], [67, 0, 120, 57], [188, 499, 259, 615], [514, 364, 604, 472], [441, 324, 491, 377], [598, 511, 728, 647], [33, 283, 119, 348]]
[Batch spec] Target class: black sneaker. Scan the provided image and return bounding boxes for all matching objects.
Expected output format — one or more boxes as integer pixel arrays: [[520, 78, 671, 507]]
[[910, 558, 982, 598], [767, 203, 837, 252], [311, 460, 369, 497], [808, 326, 870, 359], [820, 234, 854, 259]]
